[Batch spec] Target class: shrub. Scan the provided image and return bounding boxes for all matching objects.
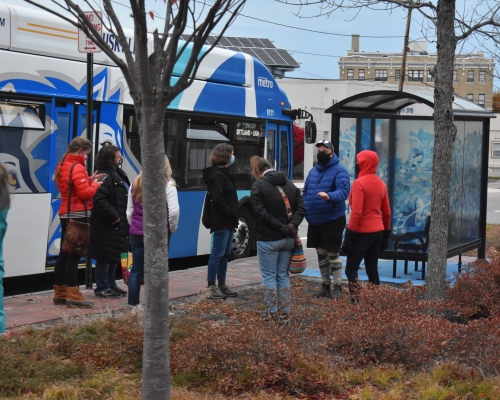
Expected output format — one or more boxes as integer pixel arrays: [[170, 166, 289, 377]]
[[307, 284, 459, 368], [445, 256, 500, 319]]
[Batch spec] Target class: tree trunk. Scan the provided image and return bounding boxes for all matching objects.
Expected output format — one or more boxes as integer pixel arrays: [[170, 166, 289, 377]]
[[425, 0, 457, 300], [139, 103, 171, 399]]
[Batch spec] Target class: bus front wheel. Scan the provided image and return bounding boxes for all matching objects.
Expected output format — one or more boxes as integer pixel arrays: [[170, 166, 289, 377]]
[[231, 207, 254, 260]]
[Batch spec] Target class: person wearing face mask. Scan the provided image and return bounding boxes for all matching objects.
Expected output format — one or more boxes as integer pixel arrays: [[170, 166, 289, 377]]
[[202, 143, 239, 299], [303, 140, 350, 299], [88, 145, 130, 299]]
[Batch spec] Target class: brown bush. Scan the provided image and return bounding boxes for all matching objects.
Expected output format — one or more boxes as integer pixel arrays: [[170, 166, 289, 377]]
[[307, 284, 459, 368], [445, 256, 500, 319], [170, 307, 342, 396], [449, 315, 500, 376]]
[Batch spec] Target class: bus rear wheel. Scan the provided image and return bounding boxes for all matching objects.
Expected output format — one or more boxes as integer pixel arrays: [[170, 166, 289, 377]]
[[231, 207, 254, 260]]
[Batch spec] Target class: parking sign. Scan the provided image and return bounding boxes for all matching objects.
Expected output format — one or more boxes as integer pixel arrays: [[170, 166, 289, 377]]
[[78, 11, 102, 53]]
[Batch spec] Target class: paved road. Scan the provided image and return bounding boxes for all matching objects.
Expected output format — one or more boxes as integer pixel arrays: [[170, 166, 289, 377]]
[[487, 181, 500, 224], [295, 181, 500, 241]]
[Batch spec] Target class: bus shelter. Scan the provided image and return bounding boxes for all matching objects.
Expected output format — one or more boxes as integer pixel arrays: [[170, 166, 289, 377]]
[[325, 90, 495, 279]]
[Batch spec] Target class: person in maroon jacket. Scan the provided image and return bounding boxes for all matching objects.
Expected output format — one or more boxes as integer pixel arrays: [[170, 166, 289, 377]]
[[341, 150, 391, 295], [53, 137, 103, 308]]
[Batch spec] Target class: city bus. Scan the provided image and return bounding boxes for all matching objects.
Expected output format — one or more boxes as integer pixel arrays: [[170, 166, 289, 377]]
[[0, 4, 296, 279]]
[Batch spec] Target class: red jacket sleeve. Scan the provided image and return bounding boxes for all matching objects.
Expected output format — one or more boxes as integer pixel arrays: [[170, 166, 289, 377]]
[[72, 164, 99, 201], [381, 189, 391, 230], [347, 180, 364, 231]]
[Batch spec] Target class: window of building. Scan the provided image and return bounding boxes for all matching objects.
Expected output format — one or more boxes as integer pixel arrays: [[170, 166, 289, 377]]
[[375, 69, 388, 81], [453, 70, 458, 82], [467, 70, 474, 82], [492, 143, 500, 158], [427, 69, 434, 82], [408, 70, 424, 82], [358, 69, 365, 81], [347, 69, 354, 80], [478, 94, 485, 107], [395, 70, 401, 82], [467, 93, 474, 102], [479, 70, 486, 83]]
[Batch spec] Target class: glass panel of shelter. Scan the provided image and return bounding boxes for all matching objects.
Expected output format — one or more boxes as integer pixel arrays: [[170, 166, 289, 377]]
[[337, 115, 483, 254]]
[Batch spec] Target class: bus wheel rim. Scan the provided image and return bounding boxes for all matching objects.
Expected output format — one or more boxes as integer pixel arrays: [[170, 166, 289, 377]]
[[233, 218, 249, 256]]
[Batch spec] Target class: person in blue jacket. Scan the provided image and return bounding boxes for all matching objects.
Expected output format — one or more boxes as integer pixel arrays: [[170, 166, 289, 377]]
[[303, 140, 350, 299], [0, 162, 10, 333]]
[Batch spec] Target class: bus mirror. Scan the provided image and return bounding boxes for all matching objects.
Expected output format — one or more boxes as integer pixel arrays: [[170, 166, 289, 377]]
[[305, 121, 317, 144]]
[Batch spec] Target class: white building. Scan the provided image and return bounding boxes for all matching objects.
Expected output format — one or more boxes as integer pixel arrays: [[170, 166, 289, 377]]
[[489, 114, 500, 168], [279, 79, 435, 178]]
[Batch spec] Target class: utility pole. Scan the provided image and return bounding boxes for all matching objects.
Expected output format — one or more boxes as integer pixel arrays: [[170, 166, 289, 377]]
[[399, 8, 412, 91]]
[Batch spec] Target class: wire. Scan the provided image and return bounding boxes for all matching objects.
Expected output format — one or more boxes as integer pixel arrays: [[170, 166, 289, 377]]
[[237, 14, 405, 39]]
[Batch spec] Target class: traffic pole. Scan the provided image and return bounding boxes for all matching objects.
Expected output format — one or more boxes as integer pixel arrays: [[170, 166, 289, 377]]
[[85, 52, 94, 289]]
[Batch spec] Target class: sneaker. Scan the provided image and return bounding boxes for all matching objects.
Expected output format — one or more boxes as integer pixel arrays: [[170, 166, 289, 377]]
[[331, 284, 344, 299], [219, 284, 238, 297], [206, 285, 227, 300], [95, 289, 122, 299], [111, 286, 127, 297]]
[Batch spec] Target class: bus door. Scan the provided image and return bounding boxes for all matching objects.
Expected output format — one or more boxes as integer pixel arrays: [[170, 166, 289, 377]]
[[265, 122, 291, 178]]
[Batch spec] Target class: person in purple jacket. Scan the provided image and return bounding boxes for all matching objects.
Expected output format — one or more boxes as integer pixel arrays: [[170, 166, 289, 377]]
[[126, 157, 180, 307]]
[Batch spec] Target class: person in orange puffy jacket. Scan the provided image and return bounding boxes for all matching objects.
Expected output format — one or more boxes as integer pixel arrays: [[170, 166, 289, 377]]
[[53, 137, 103, 308]]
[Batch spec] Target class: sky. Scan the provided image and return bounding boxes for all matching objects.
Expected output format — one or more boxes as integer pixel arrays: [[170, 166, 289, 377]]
[[3, 0, 499, 89]]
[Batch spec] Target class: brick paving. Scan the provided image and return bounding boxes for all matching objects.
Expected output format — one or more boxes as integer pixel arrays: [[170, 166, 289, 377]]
[[3, 248, 477, 330]]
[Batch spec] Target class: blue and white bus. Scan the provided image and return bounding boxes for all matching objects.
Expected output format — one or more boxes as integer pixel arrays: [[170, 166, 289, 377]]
[[0, 4, 296, 279]]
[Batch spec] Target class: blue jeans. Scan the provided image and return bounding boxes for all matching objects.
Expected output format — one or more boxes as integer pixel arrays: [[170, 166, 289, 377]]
[[207, 229, 234, 283], [257, 238, 295, 314], [128, 234, 144, 306], [94, 261, 117, 294]]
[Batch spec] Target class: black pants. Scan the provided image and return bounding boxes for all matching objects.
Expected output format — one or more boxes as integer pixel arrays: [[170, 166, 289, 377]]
[[345, 231, 383, 286], [54, 218, 86, 287]]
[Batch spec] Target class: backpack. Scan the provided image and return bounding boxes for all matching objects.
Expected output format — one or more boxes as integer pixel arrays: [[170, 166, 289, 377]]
[[202, 190, 212, 229]]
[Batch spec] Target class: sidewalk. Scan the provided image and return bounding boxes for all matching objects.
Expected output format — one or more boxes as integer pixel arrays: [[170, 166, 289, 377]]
[[3, 248, 477, 330]]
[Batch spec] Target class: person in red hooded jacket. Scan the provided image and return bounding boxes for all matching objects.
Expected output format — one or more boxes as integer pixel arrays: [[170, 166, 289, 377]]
[[53, 137, 103, 308], [341, 150, 391, 294]]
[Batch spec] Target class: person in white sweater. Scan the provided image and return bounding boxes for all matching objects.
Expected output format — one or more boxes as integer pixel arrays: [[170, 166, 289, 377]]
[[125, 156, 180, 306]]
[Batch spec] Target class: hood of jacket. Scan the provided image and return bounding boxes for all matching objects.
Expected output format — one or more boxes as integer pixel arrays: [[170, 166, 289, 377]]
[[315, 152, 340, 171], [260, 170, 287, 186], [202, 165, 226, 184], [357, 150, 379, 177]]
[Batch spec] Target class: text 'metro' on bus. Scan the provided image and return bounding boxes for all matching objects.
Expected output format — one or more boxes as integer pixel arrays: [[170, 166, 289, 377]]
[[0, 3, 298, 279]]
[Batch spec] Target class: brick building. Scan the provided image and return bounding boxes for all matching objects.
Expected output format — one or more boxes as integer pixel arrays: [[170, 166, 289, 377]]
[[338, 35, 495, 110]]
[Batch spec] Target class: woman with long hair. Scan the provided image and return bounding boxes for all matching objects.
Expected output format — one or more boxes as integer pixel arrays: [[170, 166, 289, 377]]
[[88, 145, 129, 299], [0, 162, 10, 333], [53, 137, 103, 308], [250, 156, 306, 320], [126, 156, 180, 307], [201, 143, 239, 299]]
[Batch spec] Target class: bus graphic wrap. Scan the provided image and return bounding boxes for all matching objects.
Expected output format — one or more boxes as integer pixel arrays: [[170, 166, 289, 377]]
[[0, 3, 296, 278]]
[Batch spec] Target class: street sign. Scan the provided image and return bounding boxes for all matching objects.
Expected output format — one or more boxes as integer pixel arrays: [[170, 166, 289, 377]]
[[78, 11, 102, 53]]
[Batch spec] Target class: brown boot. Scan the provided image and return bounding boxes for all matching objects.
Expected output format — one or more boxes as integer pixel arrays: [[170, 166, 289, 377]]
[[53, 285, 67, 305], [66, 287, 94, 308]]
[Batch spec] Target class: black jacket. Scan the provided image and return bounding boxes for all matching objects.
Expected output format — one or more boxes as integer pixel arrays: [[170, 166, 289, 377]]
[[88, 168, 129, 264], [202, 165, 239, 232], [251, 170, 306, 242]]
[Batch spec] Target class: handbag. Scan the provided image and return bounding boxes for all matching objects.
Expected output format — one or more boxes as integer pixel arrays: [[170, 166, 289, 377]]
[[120, 252, 133, 285], [61, 163, 91, 256], [276, 185, 307, 274]]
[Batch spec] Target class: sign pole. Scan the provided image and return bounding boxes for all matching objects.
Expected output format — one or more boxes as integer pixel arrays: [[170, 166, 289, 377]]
[[77, 11, 101, 290], [85, 52, 94, 289]]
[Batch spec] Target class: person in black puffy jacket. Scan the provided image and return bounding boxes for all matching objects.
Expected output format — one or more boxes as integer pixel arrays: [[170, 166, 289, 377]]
[[202, 143, 239, 300], [250, 156, 306, 320], [88, 145, 129, 299]]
